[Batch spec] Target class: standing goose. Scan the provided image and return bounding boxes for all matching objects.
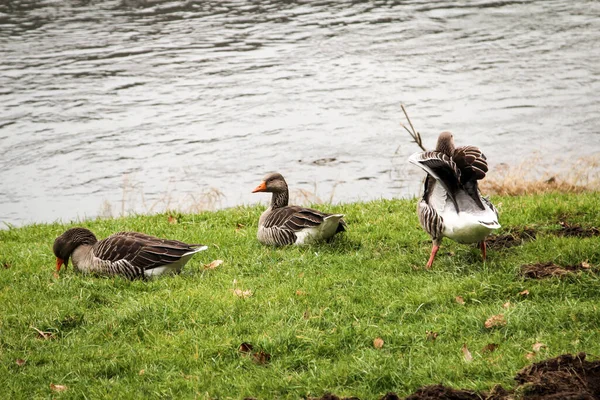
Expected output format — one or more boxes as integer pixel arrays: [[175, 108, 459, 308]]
[[408, 131, 500, 269], [252, 172, 346, 246], [53, 227, 208, 279]]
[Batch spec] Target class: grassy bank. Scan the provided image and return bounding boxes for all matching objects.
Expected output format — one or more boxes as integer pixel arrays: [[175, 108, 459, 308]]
[[1, 193, 599, 399]]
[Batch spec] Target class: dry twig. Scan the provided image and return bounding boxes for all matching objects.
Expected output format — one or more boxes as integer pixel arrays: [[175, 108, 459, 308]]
[[400, 104, 427, 152]]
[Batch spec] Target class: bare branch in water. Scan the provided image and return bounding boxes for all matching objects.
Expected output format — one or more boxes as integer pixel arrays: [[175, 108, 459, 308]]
[[400, 104, 427, 152]]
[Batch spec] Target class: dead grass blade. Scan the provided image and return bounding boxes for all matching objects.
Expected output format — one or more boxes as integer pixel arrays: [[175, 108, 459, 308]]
[[399, 104, 427, 152]]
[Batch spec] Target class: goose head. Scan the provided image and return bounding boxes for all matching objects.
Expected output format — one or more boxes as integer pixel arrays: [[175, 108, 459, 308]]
[[252, 172, 288, 194], [436, 131, 455, 156], [53, 227, 97, 271]]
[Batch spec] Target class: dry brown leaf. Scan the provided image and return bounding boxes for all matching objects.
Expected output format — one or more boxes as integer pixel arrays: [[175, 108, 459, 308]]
[[482, 343, 499, 353], [167, 215, 177, 224], [526, 352, 536, 360], [519, 289, 530, 297], [232, 288, 253, 298], [138, 369, 145, 375], [462, 343, 473, 362], [239, 342, 253, 353], [426, 331, 438, 342], [15, 359, 26, 366], [455, 296, 465, 305], [295, 290, 307, 296], [303, 310, 310, 320], [373, 337, 384, 349], [31, 327, 54, 340], [532, 342, 546, 352], [581, 261, 591, 269], [503, 301, 511, 309], [235, 223, 245, 231], [252, 351, 271, 365], [484, 314, 507, 329], [204, 259, 223, 270], [50, 383, 68, 392]]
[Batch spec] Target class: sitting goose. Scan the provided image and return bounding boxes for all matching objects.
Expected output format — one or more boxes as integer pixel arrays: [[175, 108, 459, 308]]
[[53, 227, 208, 279], [252, 172, 346, 246], [408, 132, 500, 269]]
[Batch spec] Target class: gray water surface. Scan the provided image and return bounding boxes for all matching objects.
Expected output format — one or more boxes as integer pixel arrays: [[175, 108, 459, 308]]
[[1, 0, 599, 227]]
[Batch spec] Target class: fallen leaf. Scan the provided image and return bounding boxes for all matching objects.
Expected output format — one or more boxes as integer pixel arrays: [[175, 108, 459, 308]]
[[373, 338, 384, 349], [526, 352, 536, 360], [295, 290, 307, 296], [239, 342, 254, 353], [532, 342, 546, 352], [581, 261, 591, 269], [235, 223, 245, 231], [50, 383, 68, 392], [455, 296, 465, 305], [204, 260, 223, 270], [138, 369, 145, 375], [31, 327, 54, 340], [167, 215, 177, 224], [519, 289, 530, 297], [462, 343, 473, 362], [503, 301, 511, 309], [15, 359, 26, 366], [426, 331, 438, 342], [484, 314, 507, 329], [303, 310, 310, 320], [232, 288, 253, 298], [252, 351, 271, 365], [482, 343, 499, 353]]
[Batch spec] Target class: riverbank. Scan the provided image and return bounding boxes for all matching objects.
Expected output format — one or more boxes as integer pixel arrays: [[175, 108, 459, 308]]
[[1, 193, 599, 398]]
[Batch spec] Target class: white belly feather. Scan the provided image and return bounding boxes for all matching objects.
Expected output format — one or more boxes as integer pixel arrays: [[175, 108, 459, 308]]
[[295, 214, 344, 245]]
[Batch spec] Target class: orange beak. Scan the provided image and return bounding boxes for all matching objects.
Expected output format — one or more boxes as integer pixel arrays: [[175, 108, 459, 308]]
[[56, 258, 64, 272], [252, 181, 267, 193]]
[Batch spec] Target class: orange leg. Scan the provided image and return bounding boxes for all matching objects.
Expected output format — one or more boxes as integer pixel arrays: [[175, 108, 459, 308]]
[[479, 241, 487, 261], [426, 244, 440, 269]]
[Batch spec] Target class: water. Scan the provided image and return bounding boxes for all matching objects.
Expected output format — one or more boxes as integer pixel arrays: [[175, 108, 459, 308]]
[[1, 0, 599, 227]]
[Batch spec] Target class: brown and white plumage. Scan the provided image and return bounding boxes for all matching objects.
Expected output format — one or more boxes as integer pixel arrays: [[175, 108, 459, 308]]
[[252, 172, 346, 246], [53, 227, 208, 279], [409, 132, 500, 269]]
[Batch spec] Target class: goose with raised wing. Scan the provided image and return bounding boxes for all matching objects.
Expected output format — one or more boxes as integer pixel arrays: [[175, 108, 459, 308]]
[[252, 172, 346, 246], [409, 132, 500, 269], [53, 227, 207, 279]]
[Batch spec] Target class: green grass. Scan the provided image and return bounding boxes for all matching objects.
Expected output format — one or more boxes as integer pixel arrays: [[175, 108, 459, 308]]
[[1, 193, 599, 399]]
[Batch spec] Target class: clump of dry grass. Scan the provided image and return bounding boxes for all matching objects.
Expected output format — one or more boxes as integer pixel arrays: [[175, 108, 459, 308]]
[[481, 154, 600, 196]]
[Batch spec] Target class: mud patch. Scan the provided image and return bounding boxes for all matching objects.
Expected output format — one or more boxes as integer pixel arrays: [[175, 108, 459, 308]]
[[309, 353, 600, 400], [520, 261, 592, 279], [514, 352, 600, 399], [403, 385, 482, 399], [557, 221, 600, 238], [487, 227, 537, 250]]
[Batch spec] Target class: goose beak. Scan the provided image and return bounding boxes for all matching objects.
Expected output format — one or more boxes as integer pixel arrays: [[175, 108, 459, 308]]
[[56, 258, 64, 272], [252, 181, 267, 193]]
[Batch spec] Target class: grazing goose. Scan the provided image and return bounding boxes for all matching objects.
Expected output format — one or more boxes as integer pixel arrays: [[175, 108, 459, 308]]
[[408, 132, 500, 269], [251, 172, 346, 246], [53, 227, 208, 279]]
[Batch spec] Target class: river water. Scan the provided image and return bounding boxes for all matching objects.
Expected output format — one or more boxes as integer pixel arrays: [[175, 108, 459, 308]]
[[1, 0, 599, 227]]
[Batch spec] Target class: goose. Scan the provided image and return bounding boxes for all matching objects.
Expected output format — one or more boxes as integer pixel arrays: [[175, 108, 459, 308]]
[[251, 172, 346, 246], [408, 131, 500, 269], [53, 227, 208, 279]]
